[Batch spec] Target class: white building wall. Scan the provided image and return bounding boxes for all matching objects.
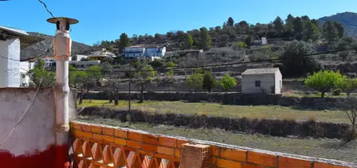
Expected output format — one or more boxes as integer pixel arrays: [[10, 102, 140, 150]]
[[0, 38, 21, 88], [242, 74, 276, 94], [274, 71, 283, 94]]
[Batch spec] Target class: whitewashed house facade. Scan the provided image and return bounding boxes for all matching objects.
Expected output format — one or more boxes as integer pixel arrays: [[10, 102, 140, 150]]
[[124, 46, 166, 61], [0, 26, 29, 88], [241, 68, 282, 94]]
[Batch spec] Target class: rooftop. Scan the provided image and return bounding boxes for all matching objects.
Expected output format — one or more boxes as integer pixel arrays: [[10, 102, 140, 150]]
[[242, 68, 280, 75], [89, 48, 116, 58], [0, 26, 28, 37]]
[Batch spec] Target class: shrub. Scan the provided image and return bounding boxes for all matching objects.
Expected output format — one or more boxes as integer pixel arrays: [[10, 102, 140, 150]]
[[186, 72, 204, 91], [338, 51, 349, 61], [232, 41, 248, 50], [281, 41, 320, 77], [219, 74, 238, 91], [339, 78, 357, 97], [203, 71, 217, 92]]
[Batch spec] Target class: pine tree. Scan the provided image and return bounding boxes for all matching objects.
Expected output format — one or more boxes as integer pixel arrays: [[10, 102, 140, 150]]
[[199, 27, 212, 50], [117, 33, 130, 54], [273, 16, 284, 36], [227, 17, 234, 27]]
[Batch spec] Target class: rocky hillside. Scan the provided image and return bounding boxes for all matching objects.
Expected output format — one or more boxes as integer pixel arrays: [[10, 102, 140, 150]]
[[319, 12, 357, 37], [21, 32, 92, 61]]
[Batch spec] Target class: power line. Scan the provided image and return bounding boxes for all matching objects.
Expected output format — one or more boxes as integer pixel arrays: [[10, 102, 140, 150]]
[[37, 0, 55, 18]]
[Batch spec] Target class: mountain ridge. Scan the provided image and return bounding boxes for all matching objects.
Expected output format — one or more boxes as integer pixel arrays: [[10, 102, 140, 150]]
[[318, 11, 357, 37]]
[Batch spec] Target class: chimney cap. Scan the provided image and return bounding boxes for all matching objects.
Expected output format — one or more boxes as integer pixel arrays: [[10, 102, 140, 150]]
[[47, 17, 79, 25]]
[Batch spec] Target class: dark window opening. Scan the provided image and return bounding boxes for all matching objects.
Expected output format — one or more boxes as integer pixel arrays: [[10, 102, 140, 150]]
[[255, 80, 261, 87]]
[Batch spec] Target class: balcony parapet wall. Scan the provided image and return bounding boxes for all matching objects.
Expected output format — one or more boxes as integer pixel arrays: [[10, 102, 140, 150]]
[[71, 121, 356, 168]]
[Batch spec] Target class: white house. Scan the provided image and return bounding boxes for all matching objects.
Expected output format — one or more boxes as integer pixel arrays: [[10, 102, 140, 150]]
[[241, 68, 282, 94], [124, 46, 166, 61], [72, 54, 88, 61], [0, 26, 29, 88]]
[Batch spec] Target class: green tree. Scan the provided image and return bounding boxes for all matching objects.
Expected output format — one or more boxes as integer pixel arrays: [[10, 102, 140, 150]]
[[340, 78, 357, 97], [69, 66, 89, 104], [27, 59, 55, 88], [334, 22, 345, 38], [134, 63, 157, 103], [285, 14, 295, 37], [281, 41, 319, 77], [303, 21, 320, 41], [226, 17, 234, 27], [219, 74, 237, 91], [184, 34, 194, 49], [273, 16, 284, 36], [117, 33, 130, 54], [70, 65, 102, 104], [322, 21, 341, 44], [304, 70, 345, 98], [232, 41, 248, 50], [236, 21, 250, 34], [87, 65, 103, 81], [292, 17, 304, 40], [199, 27, 212, 50], [202, 71, 216, 92], [336, 37, 353, 51], [186, 71, 204, 91], [159, 62, 176, 90]]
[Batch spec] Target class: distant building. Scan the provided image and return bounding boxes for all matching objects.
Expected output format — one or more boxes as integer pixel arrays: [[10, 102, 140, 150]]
[[19, 61, 35, 87], [261, 37, 268, 45], [124, 46, 166, 61], [72, 54, 88, 61], [0, 26, 29, 88], [252, 37, 268, 46], [241, 68, 282, 94], [88, 48, 116, 61]]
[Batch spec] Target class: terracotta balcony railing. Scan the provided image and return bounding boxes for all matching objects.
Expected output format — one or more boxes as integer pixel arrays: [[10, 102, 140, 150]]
[[70, 121, 356, 168]]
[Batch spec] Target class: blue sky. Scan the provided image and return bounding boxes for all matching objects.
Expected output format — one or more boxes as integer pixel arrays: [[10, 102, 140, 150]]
[[1, 0, 356, 45]]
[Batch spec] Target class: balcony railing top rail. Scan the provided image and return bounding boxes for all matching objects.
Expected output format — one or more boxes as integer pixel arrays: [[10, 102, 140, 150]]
[[70, 121, 356, 168]]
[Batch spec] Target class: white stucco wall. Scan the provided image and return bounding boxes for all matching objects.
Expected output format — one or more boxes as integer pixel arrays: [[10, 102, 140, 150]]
[[19, 61, 35, 87], [0, 88, 56, 156], [242, 74, 276, 94], [0, 38, 21, 88], [274, 71, 283, 94]]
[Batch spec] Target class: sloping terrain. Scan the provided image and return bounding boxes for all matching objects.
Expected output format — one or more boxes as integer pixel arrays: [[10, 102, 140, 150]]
[[20, 32, 92, 61]]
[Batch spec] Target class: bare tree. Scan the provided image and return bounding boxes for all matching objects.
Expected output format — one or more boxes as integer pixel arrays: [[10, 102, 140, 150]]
[[341, 98, 357, 143]]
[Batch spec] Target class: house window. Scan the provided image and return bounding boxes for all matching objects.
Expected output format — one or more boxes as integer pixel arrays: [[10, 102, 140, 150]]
[[255, 80, 261, 87]]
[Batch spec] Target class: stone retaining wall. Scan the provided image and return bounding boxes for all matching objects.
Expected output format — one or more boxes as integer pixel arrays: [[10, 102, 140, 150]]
[[83, 92, 348, 109]]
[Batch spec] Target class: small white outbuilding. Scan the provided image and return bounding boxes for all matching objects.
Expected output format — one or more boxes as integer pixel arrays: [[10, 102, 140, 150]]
[[241, 68, 282, 94], [0, 26, 28, 88]]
